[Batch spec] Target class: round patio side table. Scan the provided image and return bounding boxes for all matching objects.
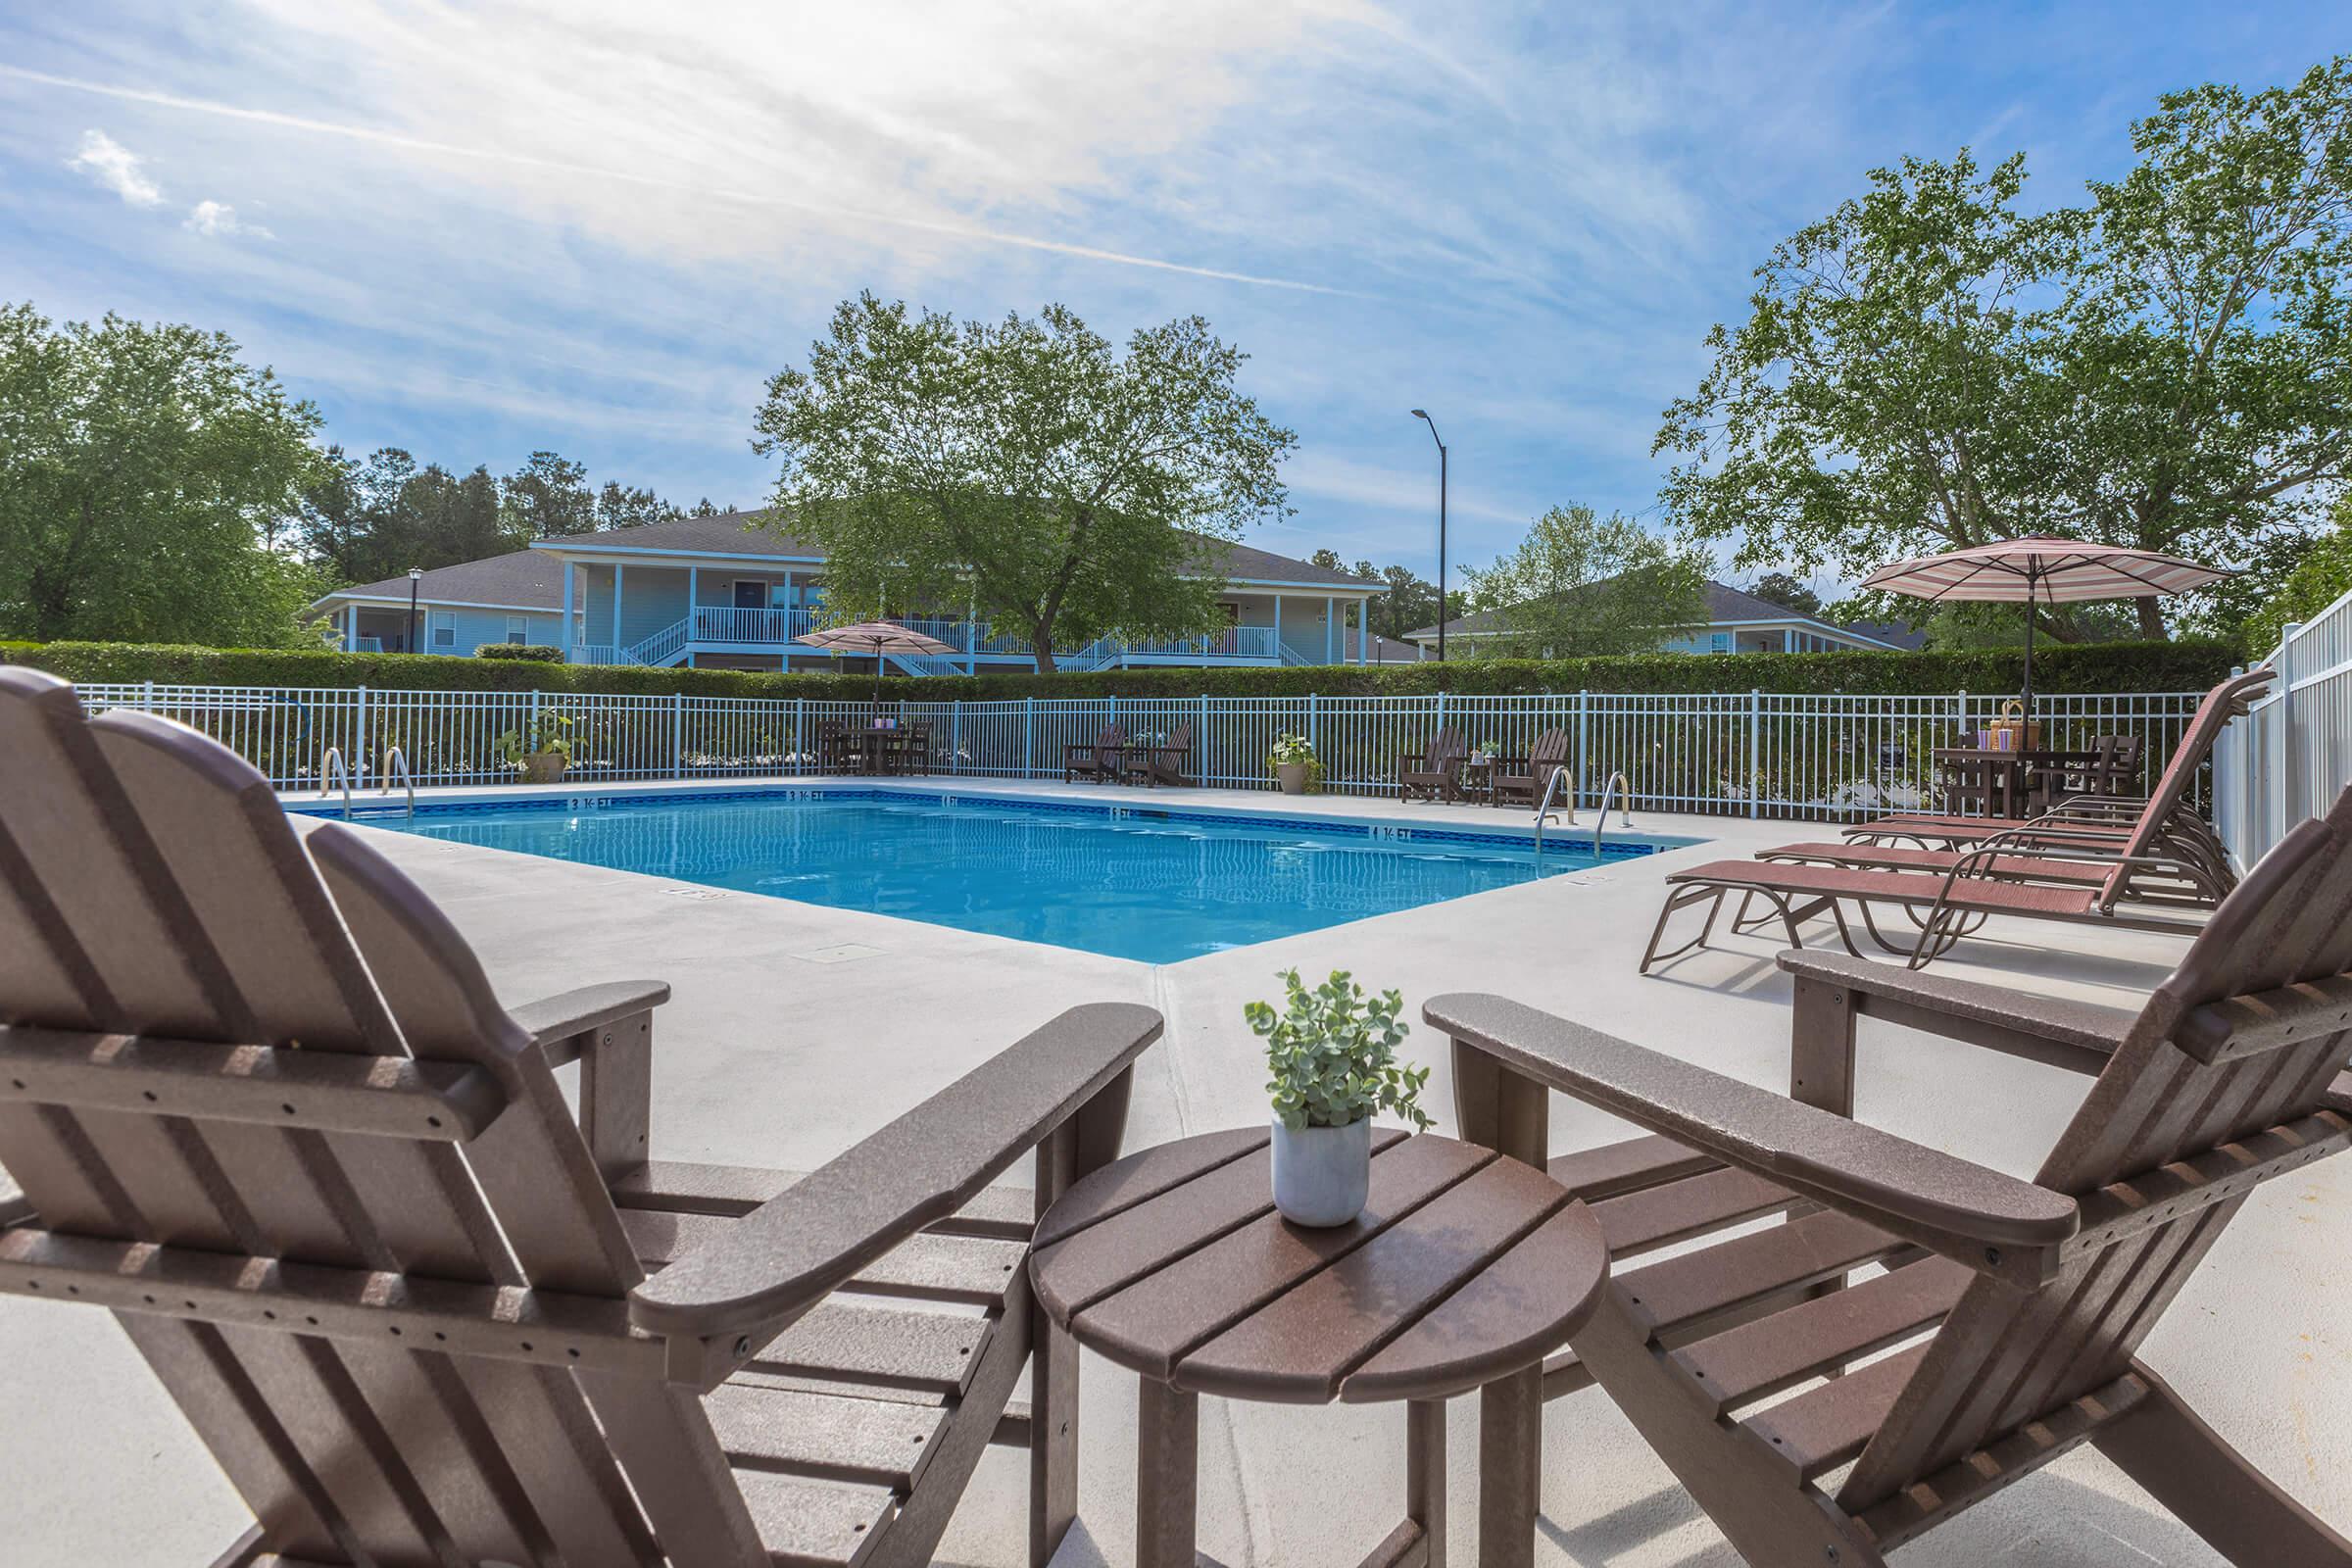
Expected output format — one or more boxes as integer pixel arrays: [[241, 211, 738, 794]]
[[1030, 1126, 1608, 1568]]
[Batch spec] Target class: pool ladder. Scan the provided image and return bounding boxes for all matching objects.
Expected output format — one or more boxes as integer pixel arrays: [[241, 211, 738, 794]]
[[319, 747, 353, 819], [380, 745, 416, 817], [1532, 768, 1632, 859]]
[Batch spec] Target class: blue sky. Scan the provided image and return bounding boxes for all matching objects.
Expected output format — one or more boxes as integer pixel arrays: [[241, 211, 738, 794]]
[[1, 2, 2340, 587]]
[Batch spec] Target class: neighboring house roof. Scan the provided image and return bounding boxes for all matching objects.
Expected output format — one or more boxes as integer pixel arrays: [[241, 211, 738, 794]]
[[1405, 578, 1911, 651], [1361, 632, 1425, 662], [531, 509, 1379, 589], [1843, 619, 1930, 652], [314, 550, 564, 612]]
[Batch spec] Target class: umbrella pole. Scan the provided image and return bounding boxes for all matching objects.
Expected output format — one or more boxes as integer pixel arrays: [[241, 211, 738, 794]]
[[2021, 571, 2036, 718]]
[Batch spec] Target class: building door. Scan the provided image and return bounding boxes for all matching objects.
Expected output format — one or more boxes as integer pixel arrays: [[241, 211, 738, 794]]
[[733, 580, 765, 609]]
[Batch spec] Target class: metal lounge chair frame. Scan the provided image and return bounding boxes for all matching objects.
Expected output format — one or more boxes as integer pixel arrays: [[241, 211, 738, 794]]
[[0, 668, 1163, 1568], [1429, 783, 2352, 1565]]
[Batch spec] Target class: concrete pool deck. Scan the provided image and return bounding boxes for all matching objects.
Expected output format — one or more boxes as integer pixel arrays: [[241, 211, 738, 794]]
[[4, 779, 2347, 1565]]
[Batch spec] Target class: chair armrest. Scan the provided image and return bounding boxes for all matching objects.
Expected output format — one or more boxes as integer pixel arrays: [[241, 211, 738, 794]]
[[1777, 951, 2134, 1074], [1425, 993, 2078, 1282], [510, 981, 671, 1065], [630, 1003, 1162, 1351]]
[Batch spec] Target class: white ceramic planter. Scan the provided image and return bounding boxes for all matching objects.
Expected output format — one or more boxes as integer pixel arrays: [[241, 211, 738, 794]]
[[1270, 1115, 1372, 1226]]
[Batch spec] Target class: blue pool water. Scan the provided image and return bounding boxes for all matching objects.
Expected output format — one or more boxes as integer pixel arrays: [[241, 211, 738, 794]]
[[331, 790, 1682, 963]]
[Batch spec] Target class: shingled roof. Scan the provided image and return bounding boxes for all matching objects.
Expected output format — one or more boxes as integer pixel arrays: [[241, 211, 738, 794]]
[[319, 550, 564, 611], [1405, 578, 1911, 649]]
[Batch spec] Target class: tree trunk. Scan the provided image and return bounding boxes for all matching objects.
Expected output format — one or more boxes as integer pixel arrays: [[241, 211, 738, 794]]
[[2135, 596, 2168, 641]]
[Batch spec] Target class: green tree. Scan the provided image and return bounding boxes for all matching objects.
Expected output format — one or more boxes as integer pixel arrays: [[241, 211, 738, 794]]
[[2244, 496, 2352, 656], [1352, 561, 1440, 640], [1460, 505, 1710, 658], [1658, 56, 2352, 641], [501, 450, 596, 538], [595, 480, 681, 530], [1744, 570, 1824, 619], [0, 303, 328, 646], [752, 293, 1296, 672]]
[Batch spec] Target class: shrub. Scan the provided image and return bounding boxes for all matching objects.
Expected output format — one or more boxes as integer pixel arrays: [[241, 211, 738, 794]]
[[0, 636, 2240, 700], [474, 643, 565, 662]]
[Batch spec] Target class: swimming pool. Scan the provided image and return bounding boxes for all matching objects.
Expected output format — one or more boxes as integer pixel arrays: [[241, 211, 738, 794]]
[[314, 788, 1690, 963]]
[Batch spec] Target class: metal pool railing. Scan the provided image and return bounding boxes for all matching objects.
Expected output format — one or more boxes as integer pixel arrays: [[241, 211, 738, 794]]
[[2213, 582, 2352, 871], [69, 681, 2208, 822]]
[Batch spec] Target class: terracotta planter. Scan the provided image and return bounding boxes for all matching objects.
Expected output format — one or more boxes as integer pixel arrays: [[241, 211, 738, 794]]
[[521, 751, 569, 784], [1274, 760, 1310, 795], [1270, 1115, 1371, 1226]]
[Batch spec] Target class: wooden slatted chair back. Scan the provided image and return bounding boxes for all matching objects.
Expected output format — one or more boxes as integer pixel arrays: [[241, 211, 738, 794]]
[[1839, 780, 2352, 1511], [1428, 726, 1467, 767], [1529, 728, 1570, 768], [2095, 668, 2274, 909], [0, 669, 764, 1566]]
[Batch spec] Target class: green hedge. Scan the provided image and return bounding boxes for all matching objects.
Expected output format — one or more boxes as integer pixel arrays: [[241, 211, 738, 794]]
[[0, 637, 2240, 700], [473, 643, 565, 662]]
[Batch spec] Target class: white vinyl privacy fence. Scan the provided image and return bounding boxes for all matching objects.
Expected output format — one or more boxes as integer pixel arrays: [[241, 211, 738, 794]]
[[72, 681, 2209, 823], [2213, 583, 2352, 870]]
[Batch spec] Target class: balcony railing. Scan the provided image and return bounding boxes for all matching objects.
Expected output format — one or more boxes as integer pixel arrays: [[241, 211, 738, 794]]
[[690, 605, 817, 644]]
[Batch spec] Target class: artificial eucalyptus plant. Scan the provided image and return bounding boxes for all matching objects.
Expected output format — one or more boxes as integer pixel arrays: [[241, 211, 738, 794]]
[[1246, 968, 1431, 1132]]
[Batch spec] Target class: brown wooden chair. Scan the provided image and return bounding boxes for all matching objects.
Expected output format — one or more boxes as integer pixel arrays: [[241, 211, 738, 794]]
[[1398, 726, 1468, 803], [0, 667, 1162, 1568], [1489, 728, 1569, 809], [1062, 722, 1126, 784], [1431, 781, 2352, 1567], [1121, 723, 1194, 788]]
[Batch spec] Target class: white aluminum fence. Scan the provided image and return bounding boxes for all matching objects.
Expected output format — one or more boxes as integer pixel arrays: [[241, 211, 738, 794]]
[[73, 681, 2208, 821], [2214, 583, 2352, 870]]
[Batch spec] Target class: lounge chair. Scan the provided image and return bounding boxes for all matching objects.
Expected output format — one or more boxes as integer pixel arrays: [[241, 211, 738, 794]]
[[1646, 669, 2269, 969], [1489, 728, 1570, 808], [0, 667, 1162, 1568], [1122, 722, 1194, 787], [1398, 725, 1468, 803], [1063, 722, 1126, 783], [1430, 784, 2352, 1566]]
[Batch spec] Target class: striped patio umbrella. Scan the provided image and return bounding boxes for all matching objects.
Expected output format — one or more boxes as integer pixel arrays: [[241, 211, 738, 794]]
[[795, 618, 957, 704], [1861, 536, 2230, 713]]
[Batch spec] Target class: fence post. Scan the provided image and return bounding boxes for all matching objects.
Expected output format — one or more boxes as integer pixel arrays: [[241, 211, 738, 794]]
[[795, 697, 807, 775], [1200, 693, 1210, 786], [1023, 697, 1036, 778], [952, 699, 962, 776], [1748, 689, 1762, 819], [141, 678, 156, 712], [355, 686, 368, 784], [2276, 622, 2302, 845], [671, 693, 684, 780], [1307, 692, 1319, 769], [1575, 689, 1590, 808]]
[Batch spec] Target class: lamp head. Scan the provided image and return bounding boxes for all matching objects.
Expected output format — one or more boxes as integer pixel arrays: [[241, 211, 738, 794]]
[[408, 566, 424, 580], [1410, 409, 1428, 419]]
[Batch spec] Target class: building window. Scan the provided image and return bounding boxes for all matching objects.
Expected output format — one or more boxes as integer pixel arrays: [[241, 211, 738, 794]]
[[732, 580, 766, 610], [506, 615, 528, 645], [431, 611, 457, 649], [1709, 632, 1732, 655]]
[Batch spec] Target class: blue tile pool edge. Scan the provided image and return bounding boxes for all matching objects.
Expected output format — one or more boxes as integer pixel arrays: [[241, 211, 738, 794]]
[[287, 783, 1701, 862]]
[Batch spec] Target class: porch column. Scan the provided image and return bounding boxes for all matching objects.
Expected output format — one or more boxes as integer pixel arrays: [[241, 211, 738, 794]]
[[614, 564, 626, 660], [1360, 595, 1371, 663], [1273, 594, 1283, 662], [343, 603, 358, 652], [688, 564, 699, 644], [561, 562, 575, 662], [966, 583, 979, 675], [1325, 595, 1336, 664]]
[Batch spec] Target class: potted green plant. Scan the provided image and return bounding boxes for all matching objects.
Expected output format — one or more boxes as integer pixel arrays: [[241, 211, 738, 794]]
[[495, 710, 575, 783], [1265, 732, 1322, 795], [1246, 969, 1431, 1226]]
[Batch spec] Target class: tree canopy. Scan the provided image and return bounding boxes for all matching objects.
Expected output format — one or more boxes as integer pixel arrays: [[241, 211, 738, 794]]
[[0, 303, 328, 646], [1657, 55, 2352, 641], [752, 293, 1296, 671], [1459, 505, 1710, 658]]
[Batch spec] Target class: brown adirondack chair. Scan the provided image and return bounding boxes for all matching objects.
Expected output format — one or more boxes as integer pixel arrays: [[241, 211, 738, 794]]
[[1121, 722, 1194, 787], [1062, 722, 1126, 783], [1429, 782, 2352, 1567], [0, 667, 1162, 1568], [1489, 728, 1570, 809], [1398, 726, 1468, 803]]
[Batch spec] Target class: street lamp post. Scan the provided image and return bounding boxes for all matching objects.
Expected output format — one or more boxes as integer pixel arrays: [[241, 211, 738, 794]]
[[407, 567, 423, 655], [1410, 410, 1448, 662]]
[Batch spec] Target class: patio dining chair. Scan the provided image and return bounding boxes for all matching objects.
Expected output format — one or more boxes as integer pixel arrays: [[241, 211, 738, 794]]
[[1433, 780, 2352, 1566], [0, 667, 1163, 1568]]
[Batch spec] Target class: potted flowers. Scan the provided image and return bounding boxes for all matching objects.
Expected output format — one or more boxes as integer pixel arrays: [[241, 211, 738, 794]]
[[496, 710, 575, 783], [1246, 969, 1431, 1226], [1265, 732, 1322, 795]]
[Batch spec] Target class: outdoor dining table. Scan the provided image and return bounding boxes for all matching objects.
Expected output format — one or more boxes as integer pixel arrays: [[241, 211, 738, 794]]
[[1030, 1126, 1607, 1568], [1930, 746, 2101, 819], [836, 724, 915, 775]]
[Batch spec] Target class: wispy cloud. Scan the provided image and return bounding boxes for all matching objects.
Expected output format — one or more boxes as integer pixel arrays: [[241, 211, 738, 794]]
[[65, 128, 160, 206], [183, 198, 269, 239]]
